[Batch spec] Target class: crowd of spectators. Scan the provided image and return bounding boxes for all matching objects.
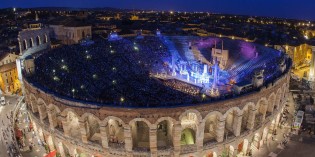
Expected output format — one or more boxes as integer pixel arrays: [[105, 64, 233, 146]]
[[27, 36, 202, 107], [163, 79, 201, 96], [26, 36, 288, 107]]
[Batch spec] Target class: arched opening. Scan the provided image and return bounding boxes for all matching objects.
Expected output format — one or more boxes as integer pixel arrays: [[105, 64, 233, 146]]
[[156, 120, 173, 150], [23, 40, 27, 50], [180, 111, 198, 151], [225, 109, 238, 137], [29, 38, 33, 48], [106, 118, 125, 149], [56, 114, 64, 132], [180, 128, 195, 145], [204, 113, 220, 145], [131, 121, 150, 151], [84, 115, 101, 145], [32, 102, 40, 119], [30, 95, 38, 113], [82, 31, 85, 38], [241, 105, 253, 133], [255, 99, 268, 128], [36, 36, 41, 45], [44, 34, 48, 43], [66, 111, 81, 139], [37, 100, 48, 124]]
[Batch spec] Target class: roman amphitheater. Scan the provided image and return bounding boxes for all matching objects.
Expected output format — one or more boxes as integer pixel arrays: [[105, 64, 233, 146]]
[[20, 31, 291, 157]]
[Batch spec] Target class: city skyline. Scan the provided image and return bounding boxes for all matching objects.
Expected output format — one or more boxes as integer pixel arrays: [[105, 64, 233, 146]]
[[1, 0, 315, 21]]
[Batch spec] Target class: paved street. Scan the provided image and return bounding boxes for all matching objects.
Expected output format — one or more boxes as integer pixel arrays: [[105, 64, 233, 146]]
[[0, 95, 46, 157], [17, 103, 47, 157], [0, 95, 23, 157]]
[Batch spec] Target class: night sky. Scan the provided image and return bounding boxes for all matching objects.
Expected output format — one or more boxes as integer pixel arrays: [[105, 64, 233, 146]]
[[1, 0, 315, 21]]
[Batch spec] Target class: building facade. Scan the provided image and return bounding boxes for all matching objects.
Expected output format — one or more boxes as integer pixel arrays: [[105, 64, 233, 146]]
[[49, 25, 92, 45], [0, 52, 20, 94], [274, 44, 312, 67]]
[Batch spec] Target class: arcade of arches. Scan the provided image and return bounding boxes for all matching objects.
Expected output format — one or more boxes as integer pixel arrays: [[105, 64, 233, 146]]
[[24, 78, 289, 157]]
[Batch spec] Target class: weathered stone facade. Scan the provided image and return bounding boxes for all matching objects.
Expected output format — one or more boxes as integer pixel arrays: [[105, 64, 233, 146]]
[[18, 28, 51, 55], [24, 72, 290, 157]]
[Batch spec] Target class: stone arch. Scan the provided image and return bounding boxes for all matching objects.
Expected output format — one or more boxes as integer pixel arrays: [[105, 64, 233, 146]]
[[223, 107, 242, 137], [37, 97, 47, 106], [203, 111, 223, 144], [23, 39, 27, 50], [35, 35, 41, 45], [44, 34, 48, 43], [267, 93, 276, 114], [241, 102, 255, 132], [47, 104, 62, 130], [29, 94, 37, 113], [129, 118, 151, 150], [180, 128, 195, 145], [82, 31, 85, 38], [60, 108, 78, 117], [256, 98, 268, 124], [48, 104, 61, 113], [102, 116, 126, 149], [37, 98, 48, 123], [61, 108, 81, 139], [179, 109, 202, 135], [155, 117, 176, 150], [80, 113, 102, 145], [179, 109, 202, 123], [29, 38, 34, 48]]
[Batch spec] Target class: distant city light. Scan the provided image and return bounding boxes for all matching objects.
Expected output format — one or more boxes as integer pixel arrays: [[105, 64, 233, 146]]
[[13, 8, 16, 12], [304, 35, 309, 40], [120, 97, 125, 102]]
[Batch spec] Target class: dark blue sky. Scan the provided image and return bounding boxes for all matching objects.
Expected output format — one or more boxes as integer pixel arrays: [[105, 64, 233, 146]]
[[1, 0, 315, 20]]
